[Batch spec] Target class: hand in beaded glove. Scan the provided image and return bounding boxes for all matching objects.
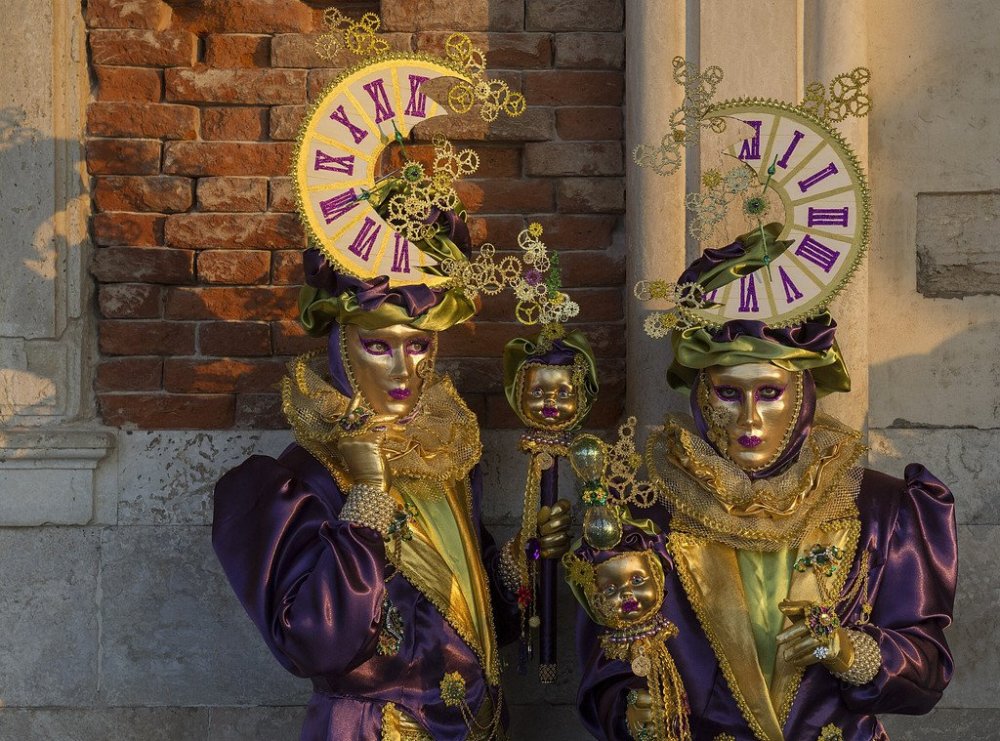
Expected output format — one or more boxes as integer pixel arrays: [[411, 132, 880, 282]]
[[335, 393, 397, 490], [538, 498, 573, 559], [625, 688, 654, 740], [776, 600, 853, 672]]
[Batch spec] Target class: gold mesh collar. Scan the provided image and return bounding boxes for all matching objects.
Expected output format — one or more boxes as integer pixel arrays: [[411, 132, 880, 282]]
[[647, 414, 865, 551], [282, 351, 483, 486]]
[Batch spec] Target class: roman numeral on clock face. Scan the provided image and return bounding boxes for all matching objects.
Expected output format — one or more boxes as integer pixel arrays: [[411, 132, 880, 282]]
[[739, 273, 759, 313], [777, 266, 804, 304], [319, 189, 359, 224], [738, 120, 763, 161], [391, 232, 411, 273], [348, 217, 381, 261], [795, 234, 841, 273], [328, 105, 369, 145], [405, 75, 430, 118], [807, 206, 850, 227], [362, 77, 395, 124], [797, 162, 839, 193], [313, 150, 356, 175]]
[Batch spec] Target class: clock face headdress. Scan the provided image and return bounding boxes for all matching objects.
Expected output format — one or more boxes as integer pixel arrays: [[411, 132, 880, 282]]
[[634, 58, 871, 398], [293, 11, 526, 340]]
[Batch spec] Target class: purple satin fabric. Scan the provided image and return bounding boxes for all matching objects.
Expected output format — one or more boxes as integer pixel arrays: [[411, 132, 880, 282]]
[[710, 316, 838, 355], [690, 369, 818, 481], [212, 445, 519, 741], [575, 465, 957, 740], [677, 238, 755, 286]]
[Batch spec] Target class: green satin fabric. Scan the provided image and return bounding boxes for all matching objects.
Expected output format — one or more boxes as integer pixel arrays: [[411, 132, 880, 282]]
[[501, 329, 600, 426], [404, 485, 487, 647], [697, 222, 793, 294], [666, 319, 851, 397], [736, 548, 796, 687], [298, 283, 478, 335]]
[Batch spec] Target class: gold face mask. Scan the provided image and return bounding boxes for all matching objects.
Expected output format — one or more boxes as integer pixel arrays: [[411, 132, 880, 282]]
[[518, 363, 581, 430], [342, 324, 436, 420], [591, 551, 666, 629], [700, 363, 802, 473]]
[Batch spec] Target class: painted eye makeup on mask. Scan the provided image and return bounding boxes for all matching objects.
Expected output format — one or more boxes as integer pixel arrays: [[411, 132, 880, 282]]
[[360, 339, 391, 356], [406, 339, 431, 355], [756, 385, 785, 401]]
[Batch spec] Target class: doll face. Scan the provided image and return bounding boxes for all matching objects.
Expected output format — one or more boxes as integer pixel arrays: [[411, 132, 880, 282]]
[[520, 364, 580, 429], [592, 552, 664, 627], [702, 363, 800, 472], [343, 324, 434, 419]]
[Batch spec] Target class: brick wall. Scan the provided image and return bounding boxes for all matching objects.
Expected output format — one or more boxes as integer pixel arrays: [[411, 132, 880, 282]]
[[86, 0, 625, 431]]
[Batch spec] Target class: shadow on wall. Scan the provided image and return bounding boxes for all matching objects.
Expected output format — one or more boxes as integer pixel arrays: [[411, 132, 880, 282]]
[[0, 105, 78, 423]]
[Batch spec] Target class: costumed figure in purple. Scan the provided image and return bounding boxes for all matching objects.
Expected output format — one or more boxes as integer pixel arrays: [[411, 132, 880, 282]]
[[571, 223, 957, 740]]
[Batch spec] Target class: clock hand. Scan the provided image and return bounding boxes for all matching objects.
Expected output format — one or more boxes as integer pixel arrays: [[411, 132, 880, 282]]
[[759, 155, 779, 280]]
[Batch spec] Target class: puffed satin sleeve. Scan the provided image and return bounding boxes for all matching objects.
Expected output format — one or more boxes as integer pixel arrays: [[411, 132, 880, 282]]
[[841, 463, 957, 714], [575, 606, 641, 741], [212, 450, 386, 678]]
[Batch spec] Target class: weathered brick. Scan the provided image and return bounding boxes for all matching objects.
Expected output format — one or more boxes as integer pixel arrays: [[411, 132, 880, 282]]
[[197, 250, 271, 285], [164, 357, 285, 393], [99, 320, 196, 355], [200, 106, 268, 141], [437, 358, 504, 394], [98, 283, 162, 319], [307, 68, 343, 101], [199, 321, 272, 357], [163, 141, 294, 176], [92, 247, 194, 284], [94, 66, 162, 102], [415, 33, 551, 69], [457, 178, 555, 214], [489, 0, 525, 31], [475, 146, 522, 178], [484, 107, 555, 143], [383, 1, 489, 31], [92, 213, 165, 246], [95, 358, 164, 392], [90, 29, 197, 67], [558, 250, 625, 287], [87, 102, 197, 139], [86, 139, 161, 176], [270, 32, 411, 68], [524, 142, 623, 176], [437, 322, 524, 358], [555, 106, 622, 140], [165, 68, 307, 105], [269, 177, 297, 212], [235, 393, 287, 429], [196, 177, 268, 212], [165, 213, 303, 249], [86, 0, 172, 29], [523, 70, 623, 106], [164, 286, 299, 320], [271, 250, 303, 285], [204, 34, 270, 68], [557, 177, 625, 213], [93, 176, 193, 213], [98, 393, 234, 429], [526, 0, 624, 32], [170, 0, 314, 34], [569, 288, 624, 322], [272, 320, 324, 355], [531, 214, 619, 249], [467, 215, 526, 247], [553, 32, 625, 69], [269, 105, 307, 141]]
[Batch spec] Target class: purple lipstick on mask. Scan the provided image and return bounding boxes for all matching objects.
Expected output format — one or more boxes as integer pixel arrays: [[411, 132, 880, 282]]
[[738, 434, 763, 448]]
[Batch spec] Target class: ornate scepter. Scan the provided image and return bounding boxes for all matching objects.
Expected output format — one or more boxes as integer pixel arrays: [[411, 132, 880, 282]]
[[501, 225, 600, 682]]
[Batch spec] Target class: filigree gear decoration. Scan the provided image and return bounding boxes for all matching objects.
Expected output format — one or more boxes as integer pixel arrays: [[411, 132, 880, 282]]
[[799, 67, 872, 123], [444, 33, 526, 122], [384, 136, 480, 243], [633, 280, 711, 338], [510, 224, 580, 327], [443, 242, 521, 299], [315, 9, 389, 61], [633, 57, 726, 176]]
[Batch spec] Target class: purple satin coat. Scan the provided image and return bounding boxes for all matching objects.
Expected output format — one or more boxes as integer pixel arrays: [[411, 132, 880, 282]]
[[212, 444, 519, 741], [576, 464, 957, 741]]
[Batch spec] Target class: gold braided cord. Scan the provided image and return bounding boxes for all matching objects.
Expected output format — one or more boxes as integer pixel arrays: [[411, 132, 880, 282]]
[[647, 415, 866, 551], [281, 351, 483, 486]]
